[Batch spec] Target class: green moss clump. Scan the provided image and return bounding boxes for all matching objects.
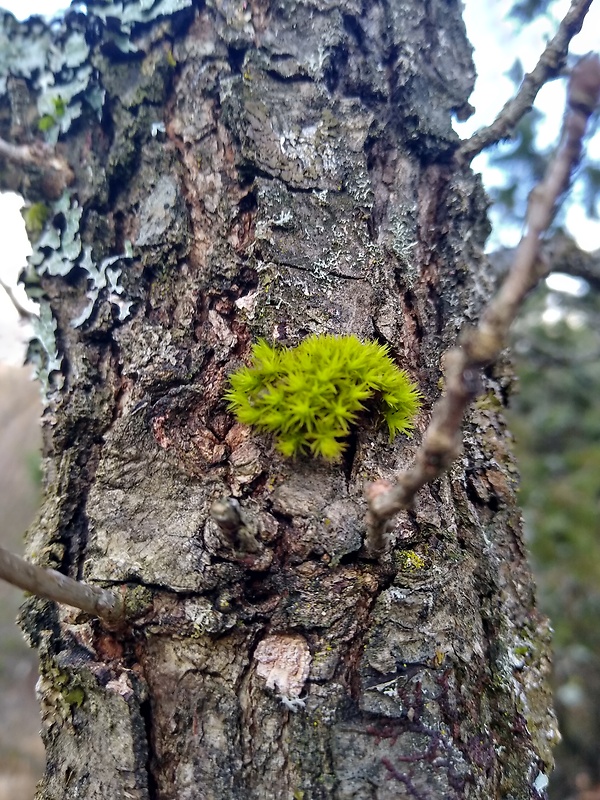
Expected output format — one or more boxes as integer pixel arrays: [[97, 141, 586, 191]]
[[22, 202, 50, 241], [396, 549, 427, 572], [52, 96, 66, 118], [225, 334, 421, 461], [37, 114, 56, 132], [63, 686, 85, 708], [123, 585, 154, 620], [475, 392, 502, 412]]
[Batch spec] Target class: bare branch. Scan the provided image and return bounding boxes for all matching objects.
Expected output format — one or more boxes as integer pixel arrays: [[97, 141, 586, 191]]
[[491, 233, 600, 292], [366, 54, 600, 546], [0, 276, 38, 321], [544, 232, 600, 291], [0, 135, 74, 195], [210, 496, 261, 553], [457, 0, 594, 165], [0, 545, 124, 624], [0, 136, 68, 174]]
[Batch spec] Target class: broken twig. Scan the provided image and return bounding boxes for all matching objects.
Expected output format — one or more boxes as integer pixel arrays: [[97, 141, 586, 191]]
[[0, 545, 124, 624], [0, 135, 74, 197], [0, 276, 38, 321]]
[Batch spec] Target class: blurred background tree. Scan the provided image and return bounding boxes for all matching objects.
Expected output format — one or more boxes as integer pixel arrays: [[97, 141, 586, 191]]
[[508, 282, 600, 800]]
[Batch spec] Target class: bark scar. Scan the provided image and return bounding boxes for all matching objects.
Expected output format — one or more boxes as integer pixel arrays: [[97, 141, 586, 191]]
[[254, 633, 311, 710]]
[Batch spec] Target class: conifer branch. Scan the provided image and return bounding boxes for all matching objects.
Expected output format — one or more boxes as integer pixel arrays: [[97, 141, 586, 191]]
[[366, 54, 600, 546]]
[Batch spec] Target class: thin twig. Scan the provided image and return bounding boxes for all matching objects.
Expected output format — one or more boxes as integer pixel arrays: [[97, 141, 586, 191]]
[[457, 0, 594, 165], [490, 234, 600, 291], [366, 54, 600, 546], [0, 545, 124, 624], [543, 233, 600, 291], [0, 276, 38, 321]]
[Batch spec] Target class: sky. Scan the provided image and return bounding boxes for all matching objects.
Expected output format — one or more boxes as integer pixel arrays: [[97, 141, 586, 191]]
[[458, 0, 600, 251], [0, 0, 599, 363]]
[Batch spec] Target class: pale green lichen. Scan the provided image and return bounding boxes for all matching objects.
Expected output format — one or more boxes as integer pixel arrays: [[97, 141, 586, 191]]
[[26, 191, 134, 328], [1, 1, 192, 148], [22, 189, 134, 398], [70, 241, 134, 328], [28, 300, 63, 396], [28, 192, 83, 277]]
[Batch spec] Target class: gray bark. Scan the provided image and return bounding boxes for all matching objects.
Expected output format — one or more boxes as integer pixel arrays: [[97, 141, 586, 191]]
[[1, 1, 557, 798]]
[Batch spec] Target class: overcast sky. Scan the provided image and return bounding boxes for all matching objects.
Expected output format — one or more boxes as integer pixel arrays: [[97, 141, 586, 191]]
[[0, 0, 599, 363]]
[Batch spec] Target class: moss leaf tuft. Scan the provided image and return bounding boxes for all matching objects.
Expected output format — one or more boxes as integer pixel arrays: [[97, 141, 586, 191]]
[[225, 334, 421, 461]]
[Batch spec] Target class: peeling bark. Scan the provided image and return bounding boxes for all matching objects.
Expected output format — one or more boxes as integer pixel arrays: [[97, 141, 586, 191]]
[[2, 1, 557, 798]]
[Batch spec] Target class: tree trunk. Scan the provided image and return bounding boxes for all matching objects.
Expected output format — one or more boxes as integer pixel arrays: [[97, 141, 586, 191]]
[[1, 1, 558, 798]]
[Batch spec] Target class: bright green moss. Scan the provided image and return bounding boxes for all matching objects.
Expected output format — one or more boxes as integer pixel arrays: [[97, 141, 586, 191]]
[[165, 48, 177, 68], [396, 549, 427, 572], [37, 114, 56, 132], [22, 202, 50, 241], [225, 334, 421, 461], [52, 96, 67, 118]]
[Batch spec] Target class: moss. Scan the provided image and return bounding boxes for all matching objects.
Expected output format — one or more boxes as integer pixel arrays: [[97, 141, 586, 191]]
[[395, 549, 428, 572], [63, 686, 85, 708], [312, 644, 334, 666], [37, 114, 56, 132], [123, 585, 153, 620], [22, 202, 50, 241], [38, 660, 88, 720], [165, 48, 177, 68], [225, 335, 421, 461], [474, 392, 503, 412], [52, 95, 66, 118]]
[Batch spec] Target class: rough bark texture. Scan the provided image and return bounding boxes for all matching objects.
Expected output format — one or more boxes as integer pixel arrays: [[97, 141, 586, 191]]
[[1, 2, 558, 798]]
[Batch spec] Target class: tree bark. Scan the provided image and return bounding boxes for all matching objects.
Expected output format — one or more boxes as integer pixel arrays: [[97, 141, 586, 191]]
[[1, 1, 558, 798]]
